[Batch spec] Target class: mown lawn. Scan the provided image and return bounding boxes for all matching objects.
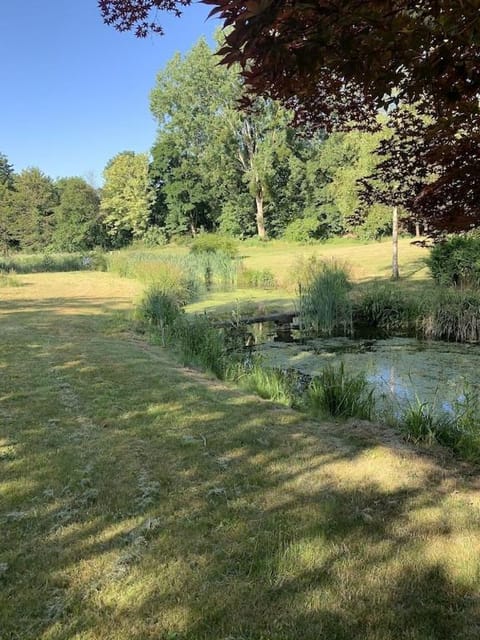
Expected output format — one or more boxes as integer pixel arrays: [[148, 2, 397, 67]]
[[1, 270, 480, 639]]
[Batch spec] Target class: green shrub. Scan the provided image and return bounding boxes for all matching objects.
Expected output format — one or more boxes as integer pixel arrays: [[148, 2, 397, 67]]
[[306, 363, 375, 420], [298, 260, 352, 336], [190, 233, 238, 258], [238, 268, 276, 289], [427, 236, 480, 287], [141, 227, 168, 247], [355, 284, 418, 332], [283, 217, 319, 243]]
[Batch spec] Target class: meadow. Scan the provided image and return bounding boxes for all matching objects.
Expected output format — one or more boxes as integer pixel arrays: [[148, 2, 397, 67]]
[[1, 240, 480, 639]]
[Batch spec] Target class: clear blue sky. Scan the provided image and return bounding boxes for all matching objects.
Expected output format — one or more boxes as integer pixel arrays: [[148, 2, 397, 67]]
[[0, 1, 218, 185]]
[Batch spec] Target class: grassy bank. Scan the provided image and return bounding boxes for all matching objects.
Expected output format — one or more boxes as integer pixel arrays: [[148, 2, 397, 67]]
[[1, 271, 480, 639]]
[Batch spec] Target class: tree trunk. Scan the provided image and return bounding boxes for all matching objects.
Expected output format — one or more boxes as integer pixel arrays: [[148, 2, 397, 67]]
[[415, 220, 421, 237], [392, 206, 400, 280], [255, 193, 267, 240]]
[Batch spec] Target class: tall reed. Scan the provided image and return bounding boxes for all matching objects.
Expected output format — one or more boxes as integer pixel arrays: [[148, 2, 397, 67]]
[[298, 260, 352, 336]]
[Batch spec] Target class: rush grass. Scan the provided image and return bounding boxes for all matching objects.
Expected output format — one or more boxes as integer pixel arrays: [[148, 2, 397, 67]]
[[1, 272, 480, 639]]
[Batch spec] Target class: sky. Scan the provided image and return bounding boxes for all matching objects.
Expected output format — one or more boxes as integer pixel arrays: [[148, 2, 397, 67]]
[[0, 1, 219, 185]]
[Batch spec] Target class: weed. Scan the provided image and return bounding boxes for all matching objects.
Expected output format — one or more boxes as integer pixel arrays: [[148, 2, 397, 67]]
[[306, 363, 375, 419]]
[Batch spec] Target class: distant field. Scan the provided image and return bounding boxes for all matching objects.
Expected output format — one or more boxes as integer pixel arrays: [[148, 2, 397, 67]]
[[186, 237, 431, 315], [1, 268, 480, 639]]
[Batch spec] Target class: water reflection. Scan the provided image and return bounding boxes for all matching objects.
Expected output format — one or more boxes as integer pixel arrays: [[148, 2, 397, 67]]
[[256, 337, 480, 414]]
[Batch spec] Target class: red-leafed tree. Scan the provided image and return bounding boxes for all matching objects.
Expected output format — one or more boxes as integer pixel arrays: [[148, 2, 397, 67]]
[[98, 0, 480, 232]]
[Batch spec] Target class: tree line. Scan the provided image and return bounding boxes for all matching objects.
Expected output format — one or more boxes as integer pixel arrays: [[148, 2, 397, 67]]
[[1, 37, 417, 254]]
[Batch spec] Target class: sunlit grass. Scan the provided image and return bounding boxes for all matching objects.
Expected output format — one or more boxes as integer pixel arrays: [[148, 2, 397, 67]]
[[1, 269, 480, 639]]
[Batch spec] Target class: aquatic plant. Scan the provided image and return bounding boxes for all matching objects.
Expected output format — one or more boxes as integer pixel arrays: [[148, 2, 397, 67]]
[[355, 284, 418, 332], [228, 359, 295, 406], [173, 314, 228, 379], [306, 363, 375, 420], [419, 289, 480, 343], [298, 260, 353, 336]]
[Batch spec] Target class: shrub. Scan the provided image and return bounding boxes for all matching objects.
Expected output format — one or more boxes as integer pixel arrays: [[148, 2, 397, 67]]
[[355, 284, 418, 332], [190, 233, 238, 258], [298, 260, 352, 336], [283, 217, 319, 243], [427, 236, 480, 287], [306, 363, 375, 420], [141, 227, 168, 247]]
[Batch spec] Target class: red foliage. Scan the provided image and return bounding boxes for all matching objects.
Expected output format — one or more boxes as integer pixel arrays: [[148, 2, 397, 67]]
[[99, 0, 480, 232]]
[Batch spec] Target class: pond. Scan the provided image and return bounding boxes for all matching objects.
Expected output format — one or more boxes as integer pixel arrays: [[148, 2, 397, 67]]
[[255, 336, 480, 415]]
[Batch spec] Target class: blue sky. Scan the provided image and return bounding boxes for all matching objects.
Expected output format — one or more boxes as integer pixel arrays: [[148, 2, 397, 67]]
[[0, 1, 218, 185]]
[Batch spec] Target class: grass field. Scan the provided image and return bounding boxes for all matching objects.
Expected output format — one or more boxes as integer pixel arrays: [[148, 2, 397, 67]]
[[1, 259, 480, 638]]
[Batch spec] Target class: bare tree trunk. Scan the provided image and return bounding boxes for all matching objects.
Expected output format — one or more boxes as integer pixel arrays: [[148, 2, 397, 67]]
[[255, 193, 267, 240], [392, 206, 400, 280], [415, 220, 421, 237]]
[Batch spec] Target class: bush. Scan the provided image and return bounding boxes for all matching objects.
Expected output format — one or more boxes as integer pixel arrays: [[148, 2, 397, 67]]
[[306, 363, 375, 420], [283, 217, 319, 243], [141, 227, 168, 247], [190, 233, 238, 258], [427, 236, 480, 287], [355, 284, 418, 332], [298, 260, 352, 336]]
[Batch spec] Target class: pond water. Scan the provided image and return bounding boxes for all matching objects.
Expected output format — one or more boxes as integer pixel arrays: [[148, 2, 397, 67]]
[[255, 336, 480, 415]]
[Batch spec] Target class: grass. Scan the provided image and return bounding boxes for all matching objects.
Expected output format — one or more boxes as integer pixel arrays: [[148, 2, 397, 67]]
[[1, 270, 480, 638]]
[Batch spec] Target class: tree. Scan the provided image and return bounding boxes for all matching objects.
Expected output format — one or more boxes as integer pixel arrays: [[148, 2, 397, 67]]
[[52, 177, 104, 251], [0, 153, 14, 187], [100, 151, 155, 241], [150, 37, 298, 239], [100, 1, 480, 233], [8, 168, 58, 251], [0, 153, 17, 253]]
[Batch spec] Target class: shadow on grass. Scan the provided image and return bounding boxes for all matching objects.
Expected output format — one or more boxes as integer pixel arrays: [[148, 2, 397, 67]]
[[1, 293, 479, 639]]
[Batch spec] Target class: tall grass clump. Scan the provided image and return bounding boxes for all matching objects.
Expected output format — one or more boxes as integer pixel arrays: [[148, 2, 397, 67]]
[[228, 359, 295, 406], [298, 260, 352, 336], [136, 286, 182, 346], [107, 250, 240, 300], [306, 363, 375, 420], [398, 391, 480, 462], [419, 289, 480, 342], [355, 284, 419, 333], [173, 315, 228, 379]]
